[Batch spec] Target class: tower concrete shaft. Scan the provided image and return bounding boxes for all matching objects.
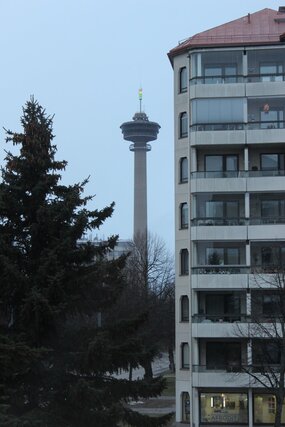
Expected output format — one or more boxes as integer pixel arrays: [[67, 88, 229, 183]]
[[120, 111, 160, 238]]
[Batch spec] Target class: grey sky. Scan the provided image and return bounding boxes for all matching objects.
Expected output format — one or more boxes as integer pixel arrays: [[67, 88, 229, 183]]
[[0, 0, 282, 250]]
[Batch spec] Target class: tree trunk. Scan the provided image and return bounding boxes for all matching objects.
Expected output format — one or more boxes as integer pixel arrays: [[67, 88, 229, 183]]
[[275, 394, 283, 427], [168, 346, 175, 373], [141, 358, 153, 379]]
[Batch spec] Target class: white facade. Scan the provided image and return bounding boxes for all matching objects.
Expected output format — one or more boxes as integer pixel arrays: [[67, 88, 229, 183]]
[[171, 9, 285, 426]]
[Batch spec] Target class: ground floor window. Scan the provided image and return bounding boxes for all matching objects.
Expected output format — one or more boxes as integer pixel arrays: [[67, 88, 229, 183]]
[[200, 392, 248, 424], [253, 394, 285, 424], [182, 392, 190, 422]]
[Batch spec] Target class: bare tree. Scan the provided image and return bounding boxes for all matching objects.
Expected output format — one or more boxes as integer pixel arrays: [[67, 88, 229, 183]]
[[110, 232, 175, 378], [236, 270, 285, 427]]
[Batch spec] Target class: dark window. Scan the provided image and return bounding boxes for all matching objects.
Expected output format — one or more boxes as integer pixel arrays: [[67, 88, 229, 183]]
[[180, 203, 188, 229], [181, 296, 189, 322], [181, 343, 189, 369], [261, 153, 285, 171], [206, 342, 241, 370], [261, 246, 285, 268], [179, 112, 188, 138], [205, 154, 238, 177], [262, 294, 281, 315], [180, 157, 188, 183], [261, 200, 285, 218], [253, 340, 281, 366], [181, 249, 189, 275], [179, 67, 187, 93]]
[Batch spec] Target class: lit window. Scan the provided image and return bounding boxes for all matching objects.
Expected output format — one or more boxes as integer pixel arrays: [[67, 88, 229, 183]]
[[253, 394, 285, 424], [179, 67, 187, 92], [181, 343, 189, 369], [181, 249, 189, 275], [180, 157, 188, 183], [179, 112, 188, 138], [181, 296, 189, 322], [180, 203, 188, 229], [200, 392, 248, 424]]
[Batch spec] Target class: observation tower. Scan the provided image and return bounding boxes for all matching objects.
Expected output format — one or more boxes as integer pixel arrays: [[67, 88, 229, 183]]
[[120, 89, 160, 238]]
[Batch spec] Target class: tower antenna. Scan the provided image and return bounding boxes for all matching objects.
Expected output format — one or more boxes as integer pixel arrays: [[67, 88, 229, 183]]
[[139, 87, 143, 113]]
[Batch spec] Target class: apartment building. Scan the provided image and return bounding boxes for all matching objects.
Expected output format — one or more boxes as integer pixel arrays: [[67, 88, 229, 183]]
[[169, 7, 285, 426]]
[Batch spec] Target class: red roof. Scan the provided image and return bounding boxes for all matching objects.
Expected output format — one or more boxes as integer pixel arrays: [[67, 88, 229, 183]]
[[168, 8, 285, 61]]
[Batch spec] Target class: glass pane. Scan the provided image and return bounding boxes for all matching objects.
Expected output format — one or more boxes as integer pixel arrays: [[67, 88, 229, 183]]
[[180, 112, 188, 137], [205, 156, 223, 171], [226, 248, 239, 265], [180, 67, 187, 92], [206, 201, 223, 218], [226, 201, 238, 217], [200, 392, 248, 425], [206, 248, 224, 265], [253, 394, 285, 424], [180, 157, 188, 182], [182, 343, 189, 368], [261, 154, 278, 170], [226, 156, 238, 171], [181, 203, 188, 227], [262, 200, 279, 217]]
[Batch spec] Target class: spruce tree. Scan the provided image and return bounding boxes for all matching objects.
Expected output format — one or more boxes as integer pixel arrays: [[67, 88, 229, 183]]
[[0, 99, 172, 427]]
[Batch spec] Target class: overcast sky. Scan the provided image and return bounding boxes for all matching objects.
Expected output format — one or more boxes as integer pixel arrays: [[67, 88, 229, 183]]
[[0, 0, 282, 250]]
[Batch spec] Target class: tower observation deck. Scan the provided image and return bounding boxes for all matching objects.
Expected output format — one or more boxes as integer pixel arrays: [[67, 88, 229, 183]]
[[120, 103, 160, 238]]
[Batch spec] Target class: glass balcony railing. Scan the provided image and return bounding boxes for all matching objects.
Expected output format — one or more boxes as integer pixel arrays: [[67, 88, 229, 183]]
[[192, 266, 249, 274], [191, 217, 246, 226], [191, 170, 285, 178], [191, 217, 285, 226], [192, 314, 248, 323], [191, 120, 285, 132], [192, 364, 281, 373], [192, 364, 242, 373], [190, 73, 285, 85]]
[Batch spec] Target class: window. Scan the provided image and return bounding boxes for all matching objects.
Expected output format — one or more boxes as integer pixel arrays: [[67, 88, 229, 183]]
[[206, 342, 241, 370], [262, 294, 281, 315], [205, 154, 238, 177], [206, 247, 240, 265], [260, 107, 284, 129], [181, 343, 189, 369], [180, 157, 188, 183], [180, 203, 188, 229], [179, 112, 188, 138], [179, 67, 187, 92], [261, 200, 285, 218], [261, 246, 285, 268], [206, 200, 239, 219], [181, 249, 189, 275], [182, 392, 190, 422], [200, 392, 248, 424], [192, 98, 244, 125], [253, 394, 285, 424], [253, 340, 281, 366], [181, 296, 189, 322], [261, 153, 285, 171], [204, 64, 237, 84], [260, 63, 283, 82]]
